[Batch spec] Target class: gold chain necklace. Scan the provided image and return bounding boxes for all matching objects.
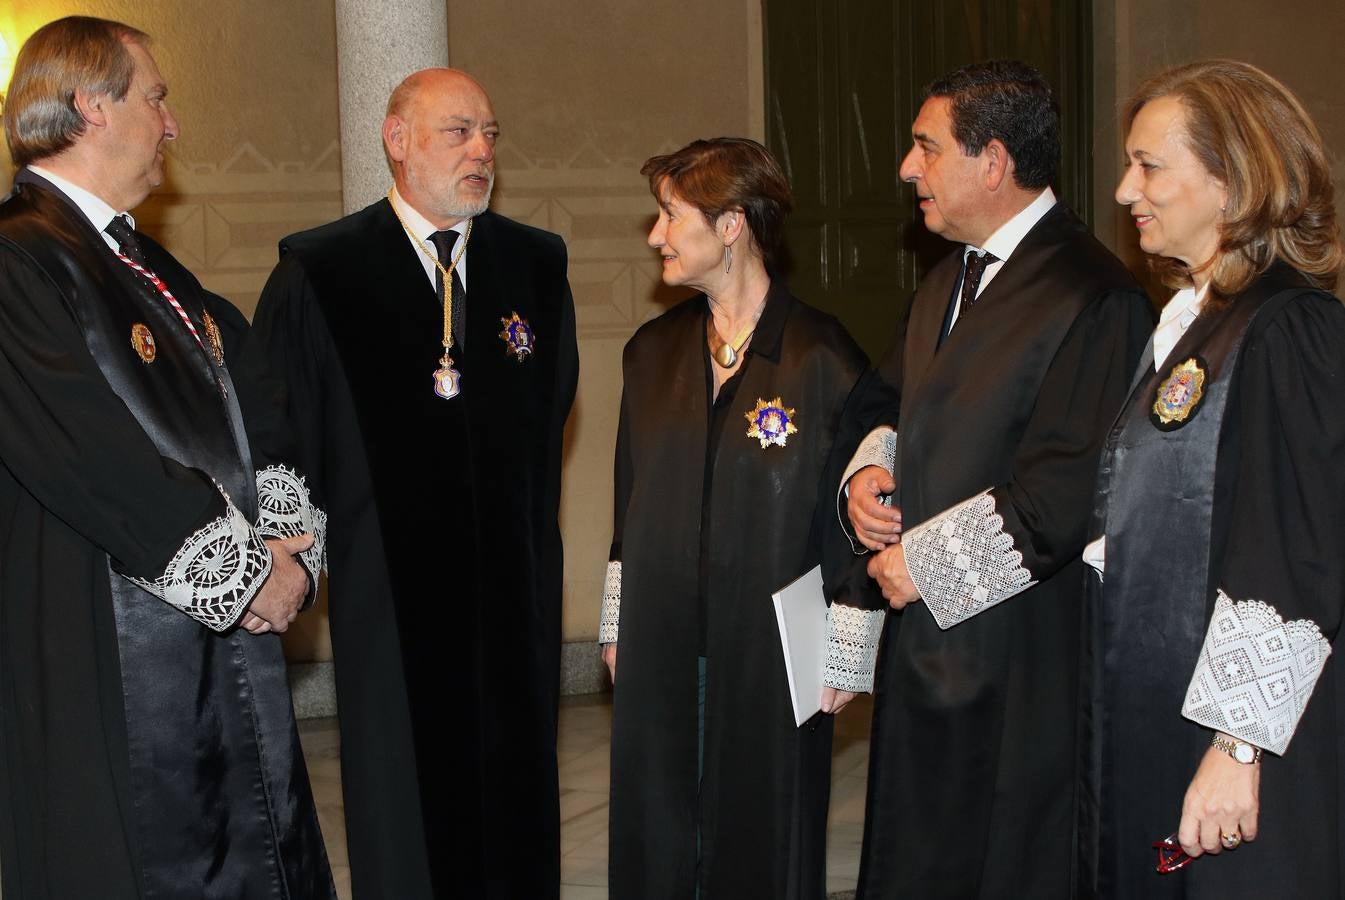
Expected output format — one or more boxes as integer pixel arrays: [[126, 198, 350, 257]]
[[388, 190, 472, 398]]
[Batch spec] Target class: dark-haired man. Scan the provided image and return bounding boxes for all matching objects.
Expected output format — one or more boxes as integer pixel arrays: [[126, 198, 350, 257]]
[[0, 15, 333, 898], [245, 67, 577, 899], [824, 61, 1152, 896]]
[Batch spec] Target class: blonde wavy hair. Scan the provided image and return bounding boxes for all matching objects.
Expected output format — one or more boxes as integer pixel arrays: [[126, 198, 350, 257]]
[[1124, 59, 1342, 302]]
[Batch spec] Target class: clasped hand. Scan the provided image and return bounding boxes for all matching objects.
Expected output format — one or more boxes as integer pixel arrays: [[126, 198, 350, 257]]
[[846, 465, 902, 552], [847, 466, 919, 609], [240, 533, 314, 635]]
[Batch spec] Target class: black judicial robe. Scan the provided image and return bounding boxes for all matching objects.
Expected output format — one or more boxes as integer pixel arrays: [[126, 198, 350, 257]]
[[0, 175, 333, 898], [608, 285, 868, 899], [1081, 265, 1345, 898], [246, 200, 577, 899], [833, 204, 1153, 899]]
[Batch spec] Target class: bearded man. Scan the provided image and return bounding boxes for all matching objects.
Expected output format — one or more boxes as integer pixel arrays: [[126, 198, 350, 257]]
[[245, 68, 578, 899]]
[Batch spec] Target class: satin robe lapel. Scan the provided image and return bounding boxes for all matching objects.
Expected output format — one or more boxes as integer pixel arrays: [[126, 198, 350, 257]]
[[374, 202, 438, 313], [910, 208, 1069, 408], [463, 212, 498, 360], [367, 203, 443, 399], [1126, 262, 1311, 409], [901, 250, 962, 408]]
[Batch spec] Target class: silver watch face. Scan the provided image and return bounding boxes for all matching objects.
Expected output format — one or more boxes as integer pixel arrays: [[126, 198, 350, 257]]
[[1234, 742, 1256, 764]]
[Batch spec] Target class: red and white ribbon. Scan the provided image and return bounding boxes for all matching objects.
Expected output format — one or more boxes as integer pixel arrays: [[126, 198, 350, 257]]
[[114, 253, 204, 348]]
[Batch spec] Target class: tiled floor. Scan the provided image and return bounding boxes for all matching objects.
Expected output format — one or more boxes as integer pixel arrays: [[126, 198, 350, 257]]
[[299, 693, 873, 899]]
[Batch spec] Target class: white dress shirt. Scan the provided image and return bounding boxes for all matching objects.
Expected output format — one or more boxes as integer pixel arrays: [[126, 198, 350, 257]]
[[946, 186, 1057, 330], [390, 186, 470, 291], [27, 165, 125, 254]]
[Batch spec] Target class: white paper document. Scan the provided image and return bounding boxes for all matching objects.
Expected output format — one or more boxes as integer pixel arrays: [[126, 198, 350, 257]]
[[771, 564, 827, 727]]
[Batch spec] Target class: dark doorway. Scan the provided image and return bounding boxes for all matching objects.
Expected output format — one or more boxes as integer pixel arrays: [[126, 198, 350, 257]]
[[764, 0, 1093, 359]]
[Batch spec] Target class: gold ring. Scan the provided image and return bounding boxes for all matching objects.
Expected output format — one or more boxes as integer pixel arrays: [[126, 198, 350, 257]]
[[1220, 831, 1242, 849]]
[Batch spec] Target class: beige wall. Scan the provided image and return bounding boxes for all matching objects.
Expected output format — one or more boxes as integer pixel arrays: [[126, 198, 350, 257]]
[[1, 0, 762, 655], [0, 1, 343, 316], [1095, 0, 1345, 286], [446, 0, 764, 643]]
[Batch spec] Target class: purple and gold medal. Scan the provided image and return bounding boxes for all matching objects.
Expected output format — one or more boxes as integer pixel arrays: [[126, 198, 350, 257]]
[[745, 396, 798, 448]]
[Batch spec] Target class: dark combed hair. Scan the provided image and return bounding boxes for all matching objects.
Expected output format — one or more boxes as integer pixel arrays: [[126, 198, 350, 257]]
[[1123, 59, 1342, 299], [640, 137, 793, 270], [925, 60, 1060, 191]]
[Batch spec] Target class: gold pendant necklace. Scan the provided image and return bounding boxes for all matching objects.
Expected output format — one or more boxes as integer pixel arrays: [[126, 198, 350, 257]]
[[388, 190, 472, 398], [708, 298, 766, 369]]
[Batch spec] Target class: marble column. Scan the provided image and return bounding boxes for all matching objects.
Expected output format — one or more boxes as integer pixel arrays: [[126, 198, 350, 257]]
[[334, 0, 449, 213]]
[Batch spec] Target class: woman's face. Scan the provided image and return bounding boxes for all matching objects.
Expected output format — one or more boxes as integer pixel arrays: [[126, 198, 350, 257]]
[[1116, 96, 1228, 269], [647, 181, 728, 290]]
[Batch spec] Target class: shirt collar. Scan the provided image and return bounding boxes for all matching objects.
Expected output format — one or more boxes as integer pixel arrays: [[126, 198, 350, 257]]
[[26, 165, 126, 232], [1158, 282, 1209, 327], [971, 186, 1056, 263], [390, 186, 468, 242]]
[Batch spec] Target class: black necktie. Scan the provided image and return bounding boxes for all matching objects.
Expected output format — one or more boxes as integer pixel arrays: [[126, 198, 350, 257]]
[[958, 249, 998, 317], [430, 230, 467, 352], [105, 214, 150, 269]]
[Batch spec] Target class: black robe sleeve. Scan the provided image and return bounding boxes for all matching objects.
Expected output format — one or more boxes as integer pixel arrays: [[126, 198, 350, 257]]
[[817, 305, 909, 615], [235, 255, 333, 597], [599, 344, 637, 645], [1181, 292, 1345, 753], [903, 288, 1153, 629], [0, 245, 272, 627]]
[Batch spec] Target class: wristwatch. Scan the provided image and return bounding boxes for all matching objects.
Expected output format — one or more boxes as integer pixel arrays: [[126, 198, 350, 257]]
[[1212, 733, 1262, 764]]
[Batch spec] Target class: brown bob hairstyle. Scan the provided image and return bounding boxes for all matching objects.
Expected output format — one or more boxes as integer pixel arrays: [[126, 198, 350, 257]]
[[3, 16, 149, 168], [1123, 59, 1342, 301], [640, 137, 793, 271]]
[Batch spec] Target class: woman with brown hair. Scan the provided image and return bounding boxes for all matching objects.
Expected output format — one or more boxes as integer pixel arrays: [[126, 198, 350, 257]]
[[597, 138, 876, 898], [1082, 59, 1345, 895]]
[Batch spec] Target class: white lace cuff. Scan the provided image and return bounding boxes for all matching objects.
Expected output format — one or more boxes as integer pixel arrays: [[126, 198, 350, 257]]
[[599, 560, 621, 644], [1182, 590, 1332, 755], [254, 465, 328, 590], [838, 427, 898, 553], [125, 501, 273, 632], [903, 490, 1036, 630], [823, 603, 886, 692]]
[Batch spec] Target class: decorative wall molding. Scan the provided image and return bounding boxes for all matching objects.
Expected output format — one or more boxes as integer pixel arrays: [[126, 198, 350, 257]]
[[144, 138, 666, 331]]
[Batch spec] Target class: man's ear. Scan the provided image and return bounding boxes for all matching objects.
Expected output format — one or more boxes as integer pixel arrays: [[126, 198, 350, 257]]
[[73, 88, 109, 129], [382, 115, 408, 164], [983, 138, 1014, 192]]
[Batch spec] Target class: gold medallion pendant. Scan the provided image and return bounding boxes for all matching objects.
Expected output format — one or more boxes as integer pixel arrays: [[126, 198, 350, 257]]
[[499, 312, 535, 361], [1151, 355, 1208, 430], [131, 323, 157, 363], [202, 310, 225, 365], [433, 360, 462, 399], [745, 396, 798, 448]]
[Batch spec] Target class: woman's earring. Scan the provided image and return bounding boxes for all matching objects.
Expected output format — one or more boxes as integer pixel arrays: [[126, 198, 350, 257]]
[[724, 244, 733, 274]]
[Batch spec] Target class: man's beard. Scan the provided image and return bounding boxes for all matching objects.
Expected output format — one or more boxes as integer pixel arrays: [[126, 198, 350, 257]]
[[442, 176, 494, 219]]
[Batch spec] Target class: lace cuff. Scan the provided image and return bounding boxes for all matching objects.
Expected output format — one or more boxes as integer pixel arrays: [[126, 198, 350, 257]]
[[823, 603, 886, 692], [1182, 590, 1332, 755], [599, 560, 621, 644], [125, 501, 273, 632], [838, 427, 898, 553], [254, 465, 328, 595], [903, 490, 1036, 630]]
